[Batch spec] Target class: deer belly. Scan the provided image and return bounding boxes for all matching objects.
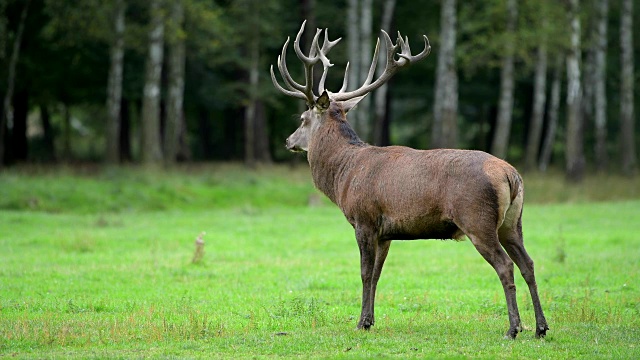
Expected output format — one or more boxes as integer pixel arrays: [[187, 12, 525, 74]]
[[379, 215, 464, 241]]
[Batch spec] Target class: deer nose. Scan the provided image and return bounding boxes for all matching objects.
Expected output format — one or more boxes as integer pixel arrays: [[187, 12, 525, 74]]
[[285, 137, 292, 149]]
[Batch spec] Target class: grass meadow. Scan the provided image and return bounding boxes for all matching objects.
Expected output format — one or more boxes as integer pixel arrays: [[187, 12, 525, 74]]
[[1, 164, 639, 359]]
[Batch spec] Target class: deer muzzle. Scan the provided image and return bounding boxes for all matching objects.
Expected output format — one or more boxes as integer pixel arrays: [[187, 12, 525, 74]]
[[285, 136, 305, 152]]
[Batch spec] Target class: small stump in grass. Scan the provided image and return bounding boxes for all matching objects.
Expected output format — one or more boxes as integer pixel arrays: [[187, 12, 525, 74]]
[[192, 231, 206, 264]]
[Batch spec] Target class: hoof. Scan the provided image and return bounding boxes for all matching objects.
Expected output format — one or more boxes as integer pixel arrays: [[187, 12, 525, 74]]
[[535, 325, 549, 339], [504, 326, 522, 339], [357, 317, 374, 330]]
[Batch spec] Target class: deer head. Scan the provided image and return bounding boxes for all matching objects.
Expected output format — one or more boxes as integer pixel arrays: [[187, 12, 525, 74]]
[[271, 21, 431, 152]]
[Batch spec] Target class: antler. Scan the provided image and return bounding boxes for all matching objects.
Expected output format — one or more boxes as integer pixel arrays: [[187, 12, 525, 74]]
[[271, 21, 431, 105], [270, 21, 341, 106], [330, 31, 431, 102]]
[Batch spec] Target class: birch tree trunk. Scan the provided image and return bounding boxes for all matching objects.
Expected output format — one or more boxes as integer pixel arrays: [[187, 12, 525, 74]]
[[0, 0, 30, 168], [594, 0, 608, 171], [373, 0, 395, 146], [119, 99, 132, 162], [243, 2, 272, 166], [565, 0, 585, 182], [582, 37, 595, 138], [620, 0, 636, 176], [357, 0, 373, 141], [524, 40, 547, 170], [347, 0, 362, 134], [164, 0, 185, 164], [105, 0, 126, 164], [491, 0, 517, 159], [432, 0, 458, 149], [140, 0, 165, 164], [347, 0, 360, 90], [539, 55, 563, 172], [244, 34, 259, 167]]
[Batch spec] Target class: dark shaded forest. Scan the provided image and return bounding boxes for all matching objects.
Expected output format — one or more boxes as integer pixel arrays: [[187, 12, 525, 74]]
[[0, 0, 637, 180]]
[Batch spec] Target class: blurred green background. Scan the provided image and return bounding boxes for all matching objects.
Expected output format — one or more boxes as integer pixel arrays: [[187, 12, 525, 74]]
[[0, 0, 637, 179]]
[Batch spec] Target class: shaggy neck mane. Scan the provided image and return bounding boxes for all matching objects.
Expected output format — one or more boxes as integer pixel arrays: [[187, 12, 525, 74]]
[[307, 102, 367, 204], [325, 103, 365, 146]]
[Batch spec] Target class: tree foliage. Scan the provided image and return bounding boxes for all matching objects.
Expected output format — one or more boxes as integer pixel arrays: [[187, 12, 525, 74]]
[[0, 0, 637, 176]]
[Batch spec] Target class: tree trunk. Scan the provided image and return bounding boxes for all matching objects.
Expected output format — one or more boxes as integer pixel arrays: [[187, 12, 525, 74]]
[[254, 100, 271, 163], [565, 0, 585, 182], [62, 103, 72, 162], [432, 0, 458, 149], [0, 1, 6, 61], [198, 107, 213, 159], [491, 0, 517, 159], [539, 55, 563, 172], [373, 0, 395, 146], [582, 35, 595, 141], [347, 0, 362, 134], [356, 0, 373, 141], [300, 0, 316, 38], [524, 40, 548, 171], [0, 0, 29, 167], [105, 0, 126, 164], [244, 20, 259, 167], [176, 111, 190, 161], [620, 0, 636, 176], [11, 89, 28, 162], [164, 0, 185, 164], [244, 8, 272, 165], [39, 104, 55, 162], [119, 99, 132, 162], [593, 0, 608, 171], [140, 0, 165, 164]]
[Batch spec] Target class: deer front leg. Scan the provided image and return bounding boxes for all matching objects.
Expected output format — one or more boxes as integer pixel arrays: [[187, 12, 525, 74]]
[[356, 226, 376, 330], [369, 240, 391, 327]]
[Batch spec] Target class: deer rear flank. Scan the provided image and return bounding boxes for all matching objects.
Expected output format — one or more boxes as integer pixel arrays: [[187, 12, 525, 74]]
[[273, 21, 549, 339]]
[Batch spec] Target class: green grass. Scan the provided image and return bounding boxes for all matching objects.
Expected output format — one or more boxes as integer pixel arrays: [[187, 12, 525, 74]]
[[1, 164, 639, 358]]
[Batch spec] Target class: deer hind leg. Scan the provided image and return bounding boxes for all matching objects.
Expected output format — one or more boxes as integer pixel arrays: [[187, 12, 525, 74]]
[[466, 230, 522, 339], [499, 217, 549, 338]]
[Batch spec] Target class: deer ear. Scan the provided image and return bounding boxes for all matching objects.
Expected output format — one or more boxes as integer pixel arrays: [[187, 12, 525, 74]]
[[339, 94, 367, 113], [316, 91, 330, 110]]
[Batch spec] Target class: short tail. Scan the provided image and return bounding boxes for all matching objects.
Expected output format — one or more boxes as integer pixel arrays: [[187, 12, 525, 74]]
[[506, 169, 523, 204]]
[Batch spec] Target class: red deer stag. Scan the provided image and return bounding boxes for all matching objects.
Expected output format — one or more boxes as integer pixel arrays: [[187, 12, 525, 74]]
[[271, 21, 549, 339]]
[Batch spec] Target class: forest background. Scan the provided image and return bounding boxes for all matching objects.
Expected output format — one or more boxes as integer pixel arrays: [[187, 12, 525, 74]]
[[0, 0, 637, 181]]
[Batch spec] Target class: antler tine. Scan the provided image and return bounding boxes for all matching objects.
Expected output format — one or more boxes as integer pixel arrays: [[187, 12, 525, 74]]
[[338, 62, 350, 93], [394, 34, 408, 66], [271, 21, 321, 103], [277, 39, 305, 92], [270, 64, 308, 101], [317, 49, 331, 94], [293, 22, 321, 65], [317, 30, 342, 94], [398, 34, 431, 63], [320, 29, 341, 53], [362, 38, 381, 86]]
